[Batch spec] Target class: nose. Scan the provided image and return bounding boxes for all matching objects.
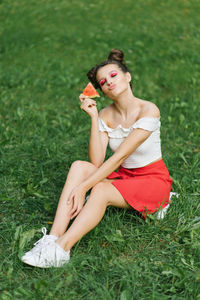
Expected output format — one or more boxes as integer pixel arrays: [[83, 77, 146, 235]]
[[106, 77, 112, 85]]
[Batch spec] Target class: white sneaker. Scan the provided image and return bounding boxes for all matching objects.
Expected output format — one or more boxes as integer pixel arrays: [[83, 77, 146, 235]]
[[21, 227, 70, 267], [21, 227, 57, 258], [155, 192, 179, 220], [21, 240, 70, 268]]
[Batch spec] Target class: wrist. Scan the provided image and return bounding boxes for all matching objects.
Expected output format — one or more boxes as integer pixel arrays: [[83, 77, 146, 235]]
[[79, 182, 89, 193], [90, 114, 99, 121]]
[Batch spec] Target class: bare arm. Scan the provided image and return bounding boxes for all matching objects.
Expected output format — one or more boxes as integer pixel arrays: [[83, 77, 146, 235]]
[[88, 117, 108, 167], [79, 94, 108, 167], [81, 127, 152, 191], [68, 127, 153, 219], [82, 103, 161, 191]]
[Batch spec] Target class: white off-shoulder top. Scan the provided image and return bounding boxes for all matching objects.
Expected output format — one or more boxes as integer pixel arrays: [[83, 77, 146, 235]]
[[98, 117, 162, 168]]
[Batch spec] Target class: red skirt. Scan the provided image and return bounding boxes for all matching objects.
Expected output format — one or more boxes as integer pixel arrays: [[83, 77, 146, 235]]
[[107, 159, 173, 218]]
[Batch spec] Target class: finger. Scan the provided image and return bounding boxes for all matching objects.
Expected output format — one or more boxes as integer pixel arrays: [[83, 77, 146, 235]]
[[70, 202, 82, 217], [81, 99, 96, 109], [70, 204, 83, 219], [70, 208, 77, 219], [82, 97, 96, 104], [87, 99, 96, 105], [80, 102, 90, 110], [79, 94, 89, 102], [83, 103, 96, 109], [88, 102, 96, 107], [70, 208, 78, 219], [70, 202, 78, 216], [79, 93, 85, 99], [67, 194, 73, 204]]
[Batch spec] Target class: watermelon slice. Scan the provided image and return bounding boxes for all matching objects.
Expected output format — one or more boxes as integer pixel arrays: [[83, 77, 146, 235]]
[[82, 82, 100, 98]]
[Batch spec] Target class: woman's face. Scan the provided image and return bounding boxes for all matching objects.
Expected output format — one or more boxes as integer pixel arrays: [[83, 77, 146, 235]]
[[96, 64, 131, 99]]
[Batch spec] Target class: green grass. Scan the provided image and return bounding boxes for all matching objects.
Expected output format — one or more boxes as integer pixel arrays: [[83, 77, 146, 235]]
[[0, 0, 200, 299]]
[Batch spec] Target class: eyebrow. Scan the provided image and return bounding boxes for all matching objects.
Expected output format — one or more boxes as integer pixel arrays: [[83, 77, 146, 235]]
[[98, 70, 118, 82]]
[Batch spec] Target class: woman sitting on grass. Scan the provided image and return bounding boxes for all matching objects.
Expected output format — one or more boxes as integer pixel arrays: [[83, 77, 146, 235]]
[[21, 49, 173, 268]]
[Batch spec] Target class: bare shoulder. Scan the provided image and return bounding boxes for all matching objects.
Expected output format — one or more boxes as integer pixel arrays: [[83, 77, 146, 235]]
[[139, 99, 160, 118], [99, 104, 114, 121]]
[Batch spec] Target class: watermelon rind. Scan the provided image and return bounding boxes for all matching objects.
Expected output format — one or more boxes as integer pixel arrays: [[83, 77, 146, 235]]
[[88, 94, 100, 99]]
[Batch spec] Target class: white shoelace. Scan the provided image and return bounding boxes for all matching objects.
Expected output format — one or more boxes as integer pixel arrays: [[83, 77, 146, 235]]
[[34, 227, 47, 247], [27, 227, 56, 255]]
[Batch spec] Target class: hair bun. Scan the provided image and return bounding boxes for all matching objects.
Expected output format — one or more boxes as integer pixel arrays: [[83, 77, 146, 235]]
[[108, 49, 125, 64]]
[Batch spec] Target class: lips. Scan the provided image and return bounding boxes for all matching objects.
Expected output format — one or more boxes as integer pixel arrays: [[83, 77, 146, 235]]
[[108, 84, 116, 90]]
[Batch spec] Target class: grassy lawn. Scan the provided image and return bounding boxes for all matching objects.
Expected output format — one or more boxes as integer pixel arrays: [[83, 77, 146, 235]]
[[0, 0, 200, 299]]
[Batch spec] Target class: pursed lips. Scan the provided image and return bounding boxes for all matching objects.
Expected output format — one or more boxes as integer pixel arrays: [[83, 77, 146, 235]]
[[108, 84, 116, 90]]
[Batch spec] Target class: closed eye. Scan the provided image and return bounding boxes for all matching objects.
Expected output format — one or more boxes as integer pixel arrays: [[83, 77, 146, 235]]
[[110, 72, 118, 77], [99, 79, 106, 86]]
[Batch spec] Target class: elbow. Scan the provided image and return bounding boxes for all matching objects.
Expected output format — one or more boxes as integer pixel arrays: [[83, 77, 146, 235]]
[[92, 161, 102, 168], [114, 152, 130, 167], [90, 158, 105, 168], [95, 162, 103, 168]]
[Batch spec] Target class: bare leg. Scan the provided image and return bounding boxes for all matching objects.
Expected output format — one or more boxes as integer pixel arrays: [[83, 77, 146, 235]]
[[56, 181, 131, 251], [50, 160, 97, 237]]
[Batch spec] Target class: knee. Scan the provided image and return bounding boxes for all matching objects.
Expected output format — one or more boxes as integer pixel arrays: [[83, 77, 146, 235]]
[[71, 160, 87, 170], [70, 160, 89, 174], [90, 182, 109, 206], [92, 181, 105, 192], [70, 160, 97, 178]]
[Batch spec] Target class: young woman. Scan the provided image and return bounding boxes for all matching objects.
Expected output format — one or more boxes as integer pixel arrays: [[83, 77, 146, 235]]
[[21, 49, 173, 268]]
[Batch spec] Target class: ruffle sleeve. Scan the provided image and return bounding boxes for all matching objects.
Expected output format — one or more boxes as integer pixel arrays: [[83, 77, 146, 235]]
[[98, 118, 127, 138], [131, 117, 160, 132], [98, 117, 160, 139], [98, 117, 113, 133]]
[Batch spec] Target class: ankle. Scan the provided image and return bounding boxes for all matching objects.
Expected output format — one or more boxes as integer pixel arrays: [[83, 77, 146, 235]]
[[49, 230, 62, 238], [56, 237, 71, 252]]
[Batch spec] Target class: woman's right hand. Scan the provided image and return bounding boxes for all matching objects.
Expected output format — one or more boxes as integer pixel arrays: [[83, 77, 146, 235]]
[[79, 94, 98, 118]]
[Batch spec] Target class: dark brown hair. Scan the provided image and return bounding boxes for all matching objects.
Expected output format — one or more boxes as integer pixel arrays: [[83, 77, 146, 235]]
[[87, 49, 132, 89]]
